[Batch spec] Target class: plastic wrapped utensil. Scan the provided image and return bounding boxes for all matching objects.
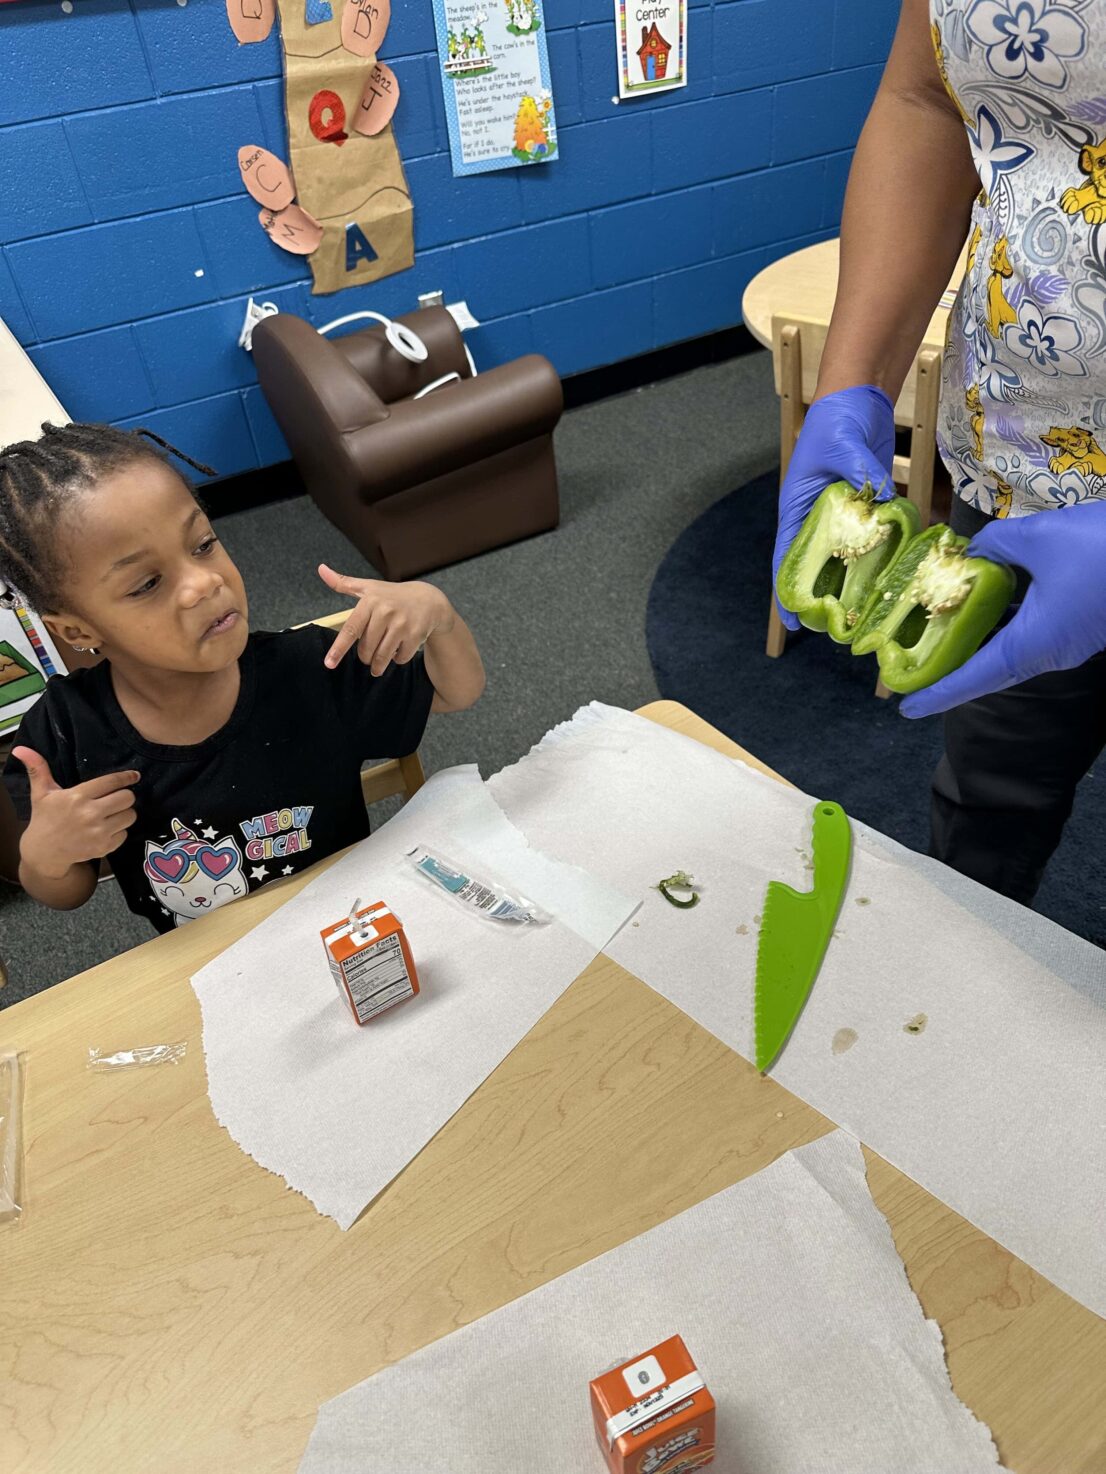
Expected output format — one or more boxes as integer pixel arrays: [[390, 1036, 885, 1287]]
[[0, 1052, 25, 1225], [87, 1042, 188, 1071], [407, 846, 548, 924]]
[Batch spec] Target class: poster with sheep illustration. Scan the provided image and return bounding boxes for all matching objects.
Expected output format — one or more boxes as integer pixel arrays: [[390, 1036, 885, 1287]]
[[432, 0, 558, 175]]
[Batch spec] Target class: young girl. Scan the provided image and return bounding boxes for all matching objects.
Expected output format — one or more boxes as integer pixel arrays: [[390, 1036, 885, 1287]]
[[0, 422, 485, 932]]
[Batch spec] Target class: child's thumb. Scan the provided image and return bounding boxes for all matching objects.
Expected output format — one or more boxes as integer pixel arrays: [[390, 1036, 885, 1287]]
[[11, 746, 59, 796]]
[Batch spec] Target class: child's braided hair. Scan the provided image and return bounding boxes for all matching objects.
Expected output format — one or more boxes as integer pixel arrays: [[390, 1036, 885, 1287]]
[[0, 422, 216, 612]]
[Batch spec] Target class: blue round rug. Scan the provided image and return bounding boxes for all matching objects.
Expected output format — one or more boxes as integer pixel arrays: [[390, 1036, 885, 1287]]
[[645, 470, 1105, 948]]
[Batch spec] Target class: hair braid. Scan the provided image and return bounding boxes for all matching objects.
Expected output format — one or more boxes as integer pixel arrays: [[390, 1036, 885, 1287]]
[[0, 421, 217, 612]]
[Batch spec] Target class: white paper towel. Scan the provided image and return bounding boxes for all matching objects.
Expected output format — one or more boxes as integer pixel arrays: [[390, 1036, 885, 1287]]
[[488, 704, 1106, 1319], [191, 766, 637, 1228], [298, 1131, 1006, 1474]]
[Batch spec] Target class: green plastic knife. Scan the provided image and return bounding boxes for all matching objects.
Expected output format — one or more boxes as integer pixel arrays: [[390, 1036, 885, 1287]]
[[754, 800, 852, 1073]]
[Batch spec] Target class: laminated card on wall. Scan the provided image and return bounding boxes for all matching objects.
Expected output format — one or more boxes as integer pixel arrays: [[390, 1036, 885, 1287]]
[[0, 600, 63, 736], [615, 0, 686, 99], [433, 0, 558, 175]]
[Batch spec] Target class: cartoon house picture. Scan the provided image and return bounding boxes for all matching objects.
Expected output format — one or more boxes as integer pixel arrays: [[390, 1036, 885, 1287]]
[[0, 641, 44, 711], [638, 22, 670, 82]]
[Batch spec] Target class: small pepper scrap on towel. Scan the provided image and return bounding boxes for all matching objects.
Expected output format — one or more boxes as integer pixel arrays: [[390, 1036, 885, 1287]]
[[655, 870, 701, 909]]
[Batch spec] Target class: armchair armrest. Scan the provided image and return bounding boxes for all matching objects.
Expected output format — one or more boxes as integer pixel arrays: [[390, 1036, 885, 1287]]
[[253, 314, 390, 436], [344, 355, 563, 502]]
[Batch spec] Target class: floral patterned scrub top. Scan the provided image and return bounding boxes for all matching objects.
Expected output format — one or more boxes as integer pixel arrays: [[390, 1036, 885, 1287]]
[[933, 0, 1106, 516]]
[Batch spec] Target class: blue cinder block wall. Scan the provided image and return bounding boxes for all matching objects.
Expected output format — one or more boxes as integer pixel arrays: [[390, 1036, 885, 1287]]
[[0, 0, 895, 478]]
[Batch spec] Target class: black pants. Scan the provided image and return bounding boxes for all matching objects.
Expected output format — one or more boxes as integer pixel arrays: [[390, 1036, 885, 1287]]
[[929, 500, 1106, 905]]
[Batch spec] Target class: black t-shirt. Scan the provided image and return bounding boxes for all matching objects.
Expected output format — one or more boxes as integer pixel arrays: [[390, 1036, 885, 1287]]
[[2, 627, 434, 934]]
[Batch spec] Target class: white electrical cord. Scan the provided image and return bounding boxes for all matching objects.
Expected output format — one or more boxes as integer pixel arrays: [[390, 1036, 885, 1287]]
[[413, 371, 462, 399], [317, 309, 479, 376], [316, 310, 429, 363]]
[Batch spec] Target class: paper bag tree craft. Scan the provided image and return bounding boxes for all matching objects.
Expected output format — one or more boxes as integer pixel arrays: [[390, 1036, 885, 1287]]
[[0, 642, 45, 708], [272, 0, 413, 293]]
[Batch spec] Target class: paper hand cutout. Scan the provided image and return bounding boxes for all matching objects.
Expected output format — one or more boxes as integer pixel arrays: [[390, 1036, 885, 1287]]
[[238, 145, 296, 210], [259, 203, 324, 255], [354, 63, 400, 136], [342, 0, 391, 57], [226, 0, 275, 43]]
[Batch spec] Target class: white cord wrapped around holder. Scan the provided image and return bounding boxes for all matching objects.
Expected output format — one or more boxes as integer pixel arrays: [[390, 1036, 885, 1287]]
[[316, 310, 429, 363], [316, 310, 479, 378]]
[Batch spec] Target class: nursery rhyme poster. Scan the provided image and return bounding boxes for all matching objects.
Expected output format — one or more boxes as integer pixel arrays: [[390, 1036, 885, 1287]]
[[433, 0, 558, 175], [615, 0, 686, 99]]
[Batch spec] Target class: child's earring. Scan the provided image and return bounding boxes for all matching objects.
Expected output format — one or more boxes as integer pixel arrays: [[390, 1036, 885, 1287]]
[[71, 643, 100, 655]]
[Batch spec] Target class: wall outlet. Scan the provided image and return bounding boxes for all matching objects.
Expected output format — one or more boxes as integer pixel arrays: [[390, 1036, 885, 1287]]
[[446, 300, 481, 332], [418, 290, 445, 310], [238, 297, 280, 352]]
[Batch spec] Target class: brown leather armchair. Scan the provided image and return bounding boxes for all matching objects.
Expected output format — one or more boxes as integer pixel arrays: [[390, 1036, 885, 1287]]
[[252, 308, 563, 580]]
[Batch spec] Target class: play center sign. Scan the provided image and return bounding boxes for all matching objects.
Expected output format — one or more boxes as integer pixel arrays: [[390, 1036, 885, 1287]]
[[614, 0, 686, 100]]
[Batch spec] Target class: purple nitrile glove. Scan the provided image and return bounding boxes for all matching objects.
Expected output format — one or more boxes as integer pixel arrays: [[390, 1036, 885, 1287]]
[[772, 385, 897, 631], [901, 499, 1106, 718]]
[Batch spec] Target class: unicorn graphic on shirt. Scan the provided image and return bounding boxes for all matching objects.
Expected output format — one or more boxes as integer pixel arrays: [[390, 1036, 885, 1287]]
[[144, 819, 249, 926]]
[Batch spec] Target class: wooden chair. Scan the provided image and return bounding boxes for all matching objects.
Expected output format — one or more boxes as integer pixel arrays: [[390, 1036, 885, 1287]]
[[765, 315, 943, 698], [307, 609, 427, 806]]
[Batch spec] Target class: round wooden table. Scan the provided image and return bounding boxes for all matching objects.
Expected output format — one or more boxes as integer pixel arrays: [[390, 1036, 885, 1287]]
[[740, 237, 965, 424]]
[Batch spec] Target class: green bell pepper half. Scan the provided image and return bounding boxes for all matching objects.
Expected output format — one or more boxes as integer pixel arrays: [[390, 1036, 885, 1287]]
[[850, 524, 1016, 694], [775, 481, 922, 643]]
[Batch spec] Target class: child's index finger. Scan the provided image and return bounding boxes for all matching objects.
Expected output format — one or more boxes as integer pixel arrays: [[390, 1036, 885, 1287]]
[[324, 619, 361, 670], [81, 769, 141, 798]]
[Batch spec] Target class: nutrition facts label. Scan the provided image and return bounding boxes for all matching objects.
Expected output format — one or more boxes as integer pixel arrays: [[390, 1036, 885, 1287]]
[[334, 934, 415, 1022]]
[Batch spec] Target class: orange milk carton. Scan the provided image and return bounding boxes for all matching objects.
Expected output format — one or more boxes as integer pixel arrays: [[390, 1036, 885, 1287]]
[[320, 899, 420, 1025], [589, 1335, 716, 1474]]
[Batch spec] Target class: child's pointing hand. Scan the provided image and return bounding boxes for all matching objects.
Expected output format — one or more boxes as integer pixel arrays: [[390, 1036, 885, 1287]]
[[318, 565, 453, 677]]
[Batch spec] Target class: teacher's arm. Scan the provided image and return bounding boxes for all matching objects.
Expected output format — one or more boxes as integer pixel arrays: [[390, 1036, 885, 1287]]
[[815, 0, 981, 404]]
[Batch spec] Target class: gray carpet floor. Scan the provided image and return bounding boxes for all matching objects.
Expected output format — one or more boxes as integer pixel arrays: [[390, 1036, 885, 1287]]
[[0, 351, 780, 1003]]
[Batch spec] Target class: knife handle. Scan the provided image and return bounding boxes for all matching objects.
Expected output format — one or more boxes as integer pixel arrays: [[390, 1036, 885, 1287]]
[[810, 801, 851, 918]]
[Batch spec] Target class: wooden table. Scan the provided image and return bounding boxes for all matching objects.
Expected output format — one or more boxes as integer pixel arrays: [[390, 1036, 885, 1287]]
[[741, 238, 965, 425], [1, 702, 1102, 1473]]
